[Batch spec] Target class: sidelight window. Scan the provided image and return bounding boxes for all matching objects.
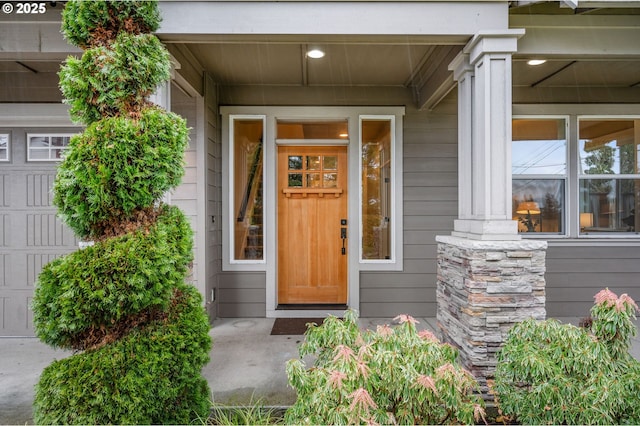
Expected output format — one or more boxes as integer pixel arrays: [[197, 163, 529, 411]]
[[230, 116, 265, 261], [360, 117, 395, 260]]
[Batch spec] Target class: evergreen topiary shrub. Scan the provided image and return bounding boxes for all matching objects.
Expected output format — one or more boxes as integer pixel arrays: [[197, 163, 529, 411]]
[[53, 108, 188, 238], [61, 0, 161, 48], [32, 1, 211, 423], [493, 289, 640, 425], [34, 285, 211, 425], [59, 34, 171, 124], [33, 206, 193, 349], [285, 310, 485, 425]]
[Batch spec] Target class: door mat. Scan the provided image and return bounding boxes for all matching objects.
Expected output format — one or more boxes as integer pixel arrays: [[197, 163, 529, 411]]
[[270, 318, 326, 335]]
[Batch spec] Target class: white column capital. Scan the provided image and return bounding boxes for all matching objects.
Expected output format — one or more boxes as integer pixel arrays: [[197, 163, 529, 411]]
[[464, 29, 525, 65], [448, 51, 473, 82]]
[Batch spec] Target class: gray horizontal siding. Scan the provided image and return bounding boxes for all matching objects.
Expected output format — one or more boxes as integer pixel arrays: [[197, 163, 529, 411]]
[[545, 244, 640, 317], [206, 75, 221, 321], [218, 272, 266, 317]]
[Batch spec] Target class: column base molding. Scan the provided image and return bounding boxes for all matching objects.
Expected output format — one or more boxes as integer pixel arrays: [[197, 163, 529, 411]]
[[452, 219, 520, 241]]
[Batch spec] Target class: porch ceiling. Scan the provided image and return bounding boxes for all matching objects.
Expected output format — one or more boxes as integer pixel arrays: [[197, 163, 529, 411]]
[[1, 3, 639, 106]]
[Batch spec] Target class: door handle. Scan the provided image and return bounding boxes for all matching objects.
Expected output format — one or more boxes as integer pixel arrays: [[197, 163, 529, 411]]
[[341, 227, 347, 255]]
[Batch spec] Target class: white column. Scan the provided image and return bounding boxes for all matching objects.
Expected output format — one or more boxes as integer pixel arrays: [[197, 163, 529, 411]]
[[449, 30, 525, 241]]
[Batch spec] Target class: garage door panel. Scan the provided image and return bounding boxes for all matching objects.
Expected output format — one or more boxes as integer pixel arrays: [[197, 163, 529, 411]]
[[26, 173, 56, 207], [27, 252, 64, 286], [26, 213, 76, 247], [0, 253, 7, 286], [0, 214, 7, 246], [0, 291, 34, 336], [0, 173, 8, 207]]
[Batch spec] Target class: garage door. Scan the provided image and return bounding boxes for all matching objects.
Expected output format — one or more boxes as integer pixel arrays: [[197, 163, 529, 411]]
[[0, 129, 79, 336]]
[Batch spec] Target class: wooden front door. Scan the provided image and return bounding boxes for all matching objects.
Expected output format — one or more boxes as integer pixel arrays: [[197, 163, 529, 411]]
[[278, 145, 348, 304]]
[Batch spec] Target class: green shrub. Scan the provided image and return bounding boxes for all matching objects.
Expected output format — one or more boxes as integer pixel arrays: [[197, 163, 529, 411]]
[[61, 0, 161, 48], [33, 0, 211, 423], [59, 33, 170, 124], [53, 107, 188, 238], [285, 310, 485, 425], [33, 205, 193, 349], [494, 290, 640, 425], [34, 284, 211, 425]]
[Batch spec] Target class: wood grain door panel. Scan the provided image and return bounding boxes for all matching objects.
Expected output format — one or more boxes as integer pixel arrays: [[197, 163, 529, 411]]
[[278, 145, 347, 304]]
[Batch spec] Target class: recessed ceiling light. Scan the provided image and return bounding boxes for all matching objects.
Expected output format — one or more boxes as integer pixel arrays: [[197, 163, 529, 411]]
[[527, 59, 547, 66], [307, 49, 325, 59]]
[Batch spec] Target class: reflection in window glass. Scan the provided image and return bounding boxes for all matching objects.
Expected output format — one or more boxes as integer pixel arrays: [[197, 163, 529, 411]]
[[512, 119, 566, 175], [27, 134, 73, 161], [307, 173, 321, 188], [288, 156, 302, 170], [289, 173, 303, 187], [307, 156, 321, 170], [579, 119, 640, 234], [512, 118, 567, 234], [512, 179, 565, 234], [579, 179, 638, 233], [233, 118, 264, 260], [361, 119, 392, 259], [0, 134, 8, 161], [324, 173, 337, 188], [324, 156, 337, 170]]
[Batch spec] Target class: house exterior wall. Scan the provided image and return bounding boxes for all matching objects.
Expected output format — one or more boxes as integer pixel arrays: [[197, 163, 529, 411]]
[[546, 246, 640, 317], [214, 86, 458, 318], [171, 88, 200, 283], [212, 85, 640, 319]]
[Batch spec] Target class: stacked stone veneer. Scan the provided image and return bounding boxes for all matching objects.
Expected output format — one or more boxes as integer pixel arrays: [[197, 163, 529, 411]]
[[435, 235, 547, 396]]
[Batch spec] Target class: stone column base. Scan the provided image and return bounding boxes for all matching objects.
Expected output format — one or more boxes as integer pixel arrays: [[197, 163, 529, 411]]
[[435, 235, 547, 397]]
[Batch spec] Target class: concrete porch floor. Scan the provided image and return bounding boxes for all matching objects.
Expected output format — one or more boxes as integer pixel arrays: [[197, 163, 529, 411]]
[[1, 316, 639, 424]]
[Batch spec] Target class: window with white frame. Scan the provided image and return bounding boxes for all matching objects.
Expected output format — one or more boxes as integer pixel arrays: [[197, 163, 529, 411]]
[[360, 117, 394, 260], [27, 134, 73, 161], [512, 118, 567, 235], [0, 134, 9, 161], [513, 116, 640, 238], [578, 118, 640, 235], [229, 116, 265, 262]]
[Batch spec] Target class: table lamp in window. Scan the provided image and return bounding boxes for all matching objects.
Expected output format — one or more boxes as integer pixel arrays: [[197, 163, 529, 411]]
[[516, 201, 541, 232]]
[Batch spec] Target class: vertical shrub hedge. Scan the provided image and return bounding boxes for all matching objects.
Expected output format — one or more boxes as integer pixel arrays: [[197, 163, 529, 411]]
[[31, 1, 212, 423]]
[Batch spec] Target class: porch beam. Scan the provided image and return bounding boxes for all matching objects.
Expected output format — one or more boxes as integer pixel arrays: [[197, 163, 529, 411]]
[[158, 1, 508, 38], [512, 15, 640, 58]]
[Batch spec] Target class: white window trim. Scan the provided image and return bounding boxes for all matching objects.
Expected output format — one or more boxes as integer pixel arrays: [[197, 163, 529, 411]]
[[222, 114, 267, 271], [513, 105, 640, 242], [0, 133, 9, 162], [27, 133, 74, 162], [576, 115, 640, 239], [358, 115, 404, 270]]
